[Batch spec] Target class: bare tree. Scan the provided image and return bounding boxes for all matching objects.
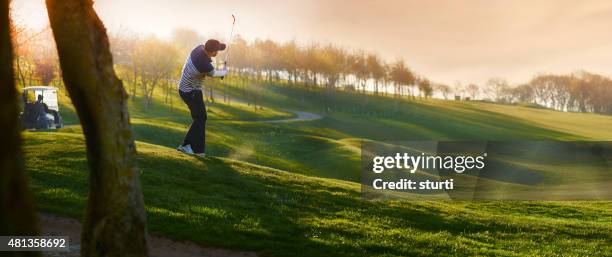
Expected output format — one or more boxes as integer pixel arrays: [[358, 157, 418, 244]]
[[33, 58, 56, 85], [350, 50, 368, 93], [417, 77, 433, 98], [280, 40, 300, 85], [45, 1, 148, 256], [1, 2, 41, 256], [367, 54, 384, 95], [465, 83, 479, 100], [485, 78, 510, 102], [453, 81, 465, 100], [133, 37, 179, 109], [110, 29, 140, 100], [510, 84, 534, 103], [10, 24, 45, 87], [389, 59, 415, 98]]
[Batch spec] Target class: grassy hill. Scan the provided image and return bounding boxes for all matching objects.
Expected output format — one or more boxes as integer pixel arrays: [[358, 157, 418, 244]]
[[24, 132, 611, 257], [24, 80, 612, 256], [221, 80, 612, 141], [59, 80, 612, 182]]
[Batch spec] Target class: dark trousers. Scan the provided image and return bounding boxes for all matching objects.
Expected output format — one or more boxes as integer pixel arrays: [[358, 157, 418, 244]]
[[179, 89, 207, 154]]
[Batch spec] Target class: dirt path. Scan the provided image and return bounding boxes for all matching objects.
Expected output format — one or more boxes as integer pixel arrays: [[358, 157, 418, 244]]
[[210, 92, 322, 123], [39, 213, 258, 257], [265, 110, 322, 123]]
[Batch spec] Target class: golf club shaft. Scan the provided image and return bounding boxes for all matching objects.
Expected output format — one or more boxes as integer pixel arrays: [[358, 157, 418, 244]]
[[224, 14, 236, 67]]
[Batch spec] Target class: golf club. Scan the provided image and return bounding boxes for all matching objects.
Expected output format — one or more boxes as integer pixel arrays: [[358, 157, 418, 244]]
[[224, 14, 236, 68]]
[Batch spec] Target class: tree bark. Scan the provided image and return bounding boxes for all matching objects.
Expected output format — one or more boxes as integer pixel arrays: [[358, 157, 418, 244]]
[[0, 1, 40, 256], [45, 1, 148, 256]]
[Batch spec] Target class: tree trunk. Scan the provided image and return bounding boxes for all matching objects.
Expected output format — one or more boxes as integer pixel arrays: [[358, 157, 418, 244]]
[[131, 66, 137, 100], [45, 1, 148, 256], [164, 81, 169, 103], [0, 2, 41, 256], [15, 57, 26, 86]]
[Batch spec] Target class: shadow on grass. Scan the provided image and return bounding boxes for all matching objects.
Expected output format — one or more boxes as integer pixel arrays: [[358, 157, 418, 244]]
[[24, 134, 611, 257], [138, 155, 610, 256]]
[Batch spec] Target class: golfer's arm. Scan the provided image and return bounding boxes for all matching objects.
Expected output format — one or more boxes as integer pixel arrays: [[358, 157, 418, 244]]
[[207, 69, 228, 78]]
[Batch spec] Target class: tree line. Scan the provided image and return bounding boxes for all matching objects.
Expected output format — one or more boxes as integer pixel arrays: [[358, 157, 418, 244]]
[[12, 27, 437, 106], [445, 74, 612, 114], [228, 35, 435, 98], [10, 25, 612, 115], [507, 72, 611, 114]]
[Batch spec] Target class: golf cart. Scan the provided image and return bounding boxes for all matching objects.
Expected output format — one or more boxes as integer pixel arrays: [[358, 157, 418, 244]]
[[20, 86, 64, 130]]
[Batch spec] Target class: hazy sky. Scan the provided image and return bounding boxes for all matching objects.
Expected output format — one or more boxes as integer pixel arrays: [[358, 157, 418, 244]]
[[11, 0, 612, 85]]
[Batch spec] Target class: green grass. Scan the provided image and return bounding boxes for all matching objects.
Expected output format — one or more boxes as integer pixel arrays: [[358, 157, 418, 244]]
[[27, 80, 612, 256], [221, 80, 612, 141], [59, 81, 612, 182], [24, 132, 612, 257]]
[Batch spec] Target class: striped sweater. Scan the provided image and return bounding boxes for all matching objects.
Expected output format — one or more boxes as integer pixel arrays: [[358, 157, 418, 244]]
[[178, 45, 227, 92]]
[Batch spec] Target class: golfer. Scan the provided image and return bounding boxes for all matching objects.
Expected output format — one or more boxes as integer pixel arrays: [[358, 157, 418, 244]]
[[177, 39, 228, 156]]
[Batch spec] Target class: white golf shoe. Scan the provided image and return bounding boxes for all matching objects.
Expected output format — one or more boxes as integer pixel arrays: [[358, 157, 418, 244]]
[[177, 144, 194, 154]]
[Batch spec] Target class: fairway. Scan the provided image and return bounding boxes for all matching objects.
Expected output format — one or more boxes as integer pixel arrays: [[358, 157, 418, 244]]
[[22, 82, 612, 256]]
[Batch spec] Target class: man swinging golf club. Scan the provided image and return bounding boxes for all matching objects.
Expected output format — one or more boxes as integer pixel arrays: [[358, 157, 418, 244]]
[[176, 39, 228, 156]]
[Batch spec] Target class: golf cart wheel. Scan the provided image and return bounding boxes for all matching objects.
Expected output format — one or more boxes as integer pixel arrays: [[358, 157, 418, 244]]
[[57, 116, 64, 129]]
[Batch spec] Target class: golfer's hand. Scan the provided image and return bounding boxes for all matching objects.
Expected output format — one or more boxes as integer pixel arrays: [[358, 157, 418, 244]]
[[209, 68, 228, 78], [218, 68, 228, 78]]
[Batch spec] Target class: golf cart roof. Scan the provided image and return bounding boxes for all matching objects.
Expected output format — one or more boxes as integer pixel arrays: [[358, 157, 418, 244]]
[[23, 86, 59, 91]]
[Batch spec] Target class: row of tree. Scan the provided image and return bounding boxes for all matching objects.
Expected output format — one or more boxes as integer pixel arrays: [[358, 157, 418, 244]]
[[11, 24, 430, 100], [228, 36, 434, 98], [111, 33, 180, 107], [451, 73, 612, 114], [9, 25, 62, 88], [226, 37, 612, 114], [10, 24, 612, 114], [515, 72, 611, 114]]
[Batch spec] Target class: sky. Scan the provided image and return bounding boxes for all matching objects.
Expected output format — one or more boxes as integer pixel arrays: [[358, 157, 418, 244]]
[[11, 0, 612, 85]]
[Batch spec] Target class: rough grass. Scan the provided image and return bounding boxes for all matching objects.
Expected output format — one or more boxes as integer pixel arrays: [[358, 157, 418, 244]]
[[24, 132, 612, 257]]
